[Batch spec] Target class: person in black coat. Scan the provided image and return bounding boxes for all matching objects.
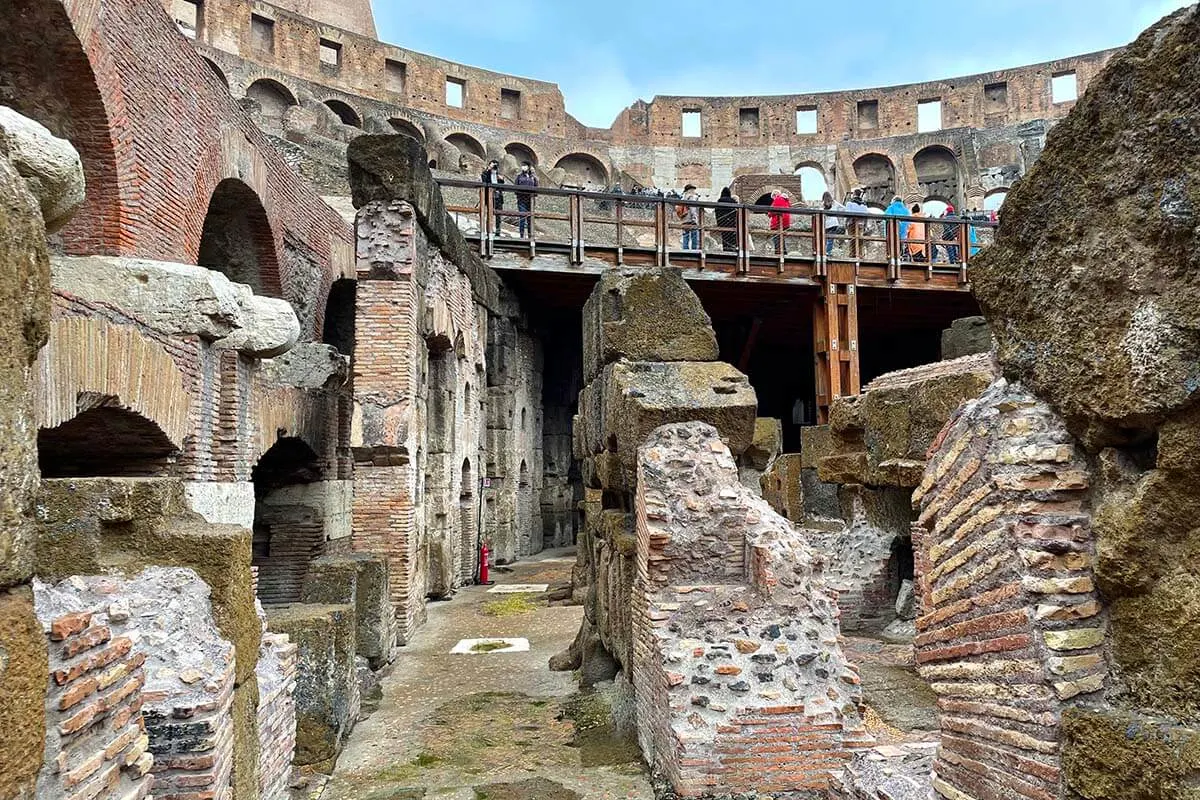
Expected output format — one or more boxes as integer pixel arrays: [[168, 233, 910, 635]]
[[715, 186, 739, 252], [481, 159, 505, 235]]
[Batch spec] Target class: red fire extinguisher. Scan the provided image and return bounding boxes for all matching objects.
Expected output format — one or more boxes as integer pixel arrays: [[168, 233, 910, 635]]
[[479, 541, 493, 585]]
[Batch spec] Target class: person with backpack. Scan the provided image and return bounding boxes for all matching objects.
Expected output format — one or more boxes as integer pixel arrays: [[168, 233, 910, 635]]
[[514, 161, 537, 239], [481, 159, 505, 235], [715, 186, 738, 252], [678, 183, 701, 250]]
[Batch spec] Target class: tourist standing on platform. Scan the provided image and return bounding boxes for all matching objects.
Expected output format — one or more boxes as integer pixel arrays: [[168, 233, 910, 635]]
[[822, 191, 846, 256], [769, 190, 792, 254], [905, 203, 928, 261], [844, 188, 871, 257], [716, 187, 738, 252], [515, 161, 537, 239], [481, 159, 505, 235], [940, 204, 960, 263], [885, 194, 909, 241], [679, 184, 701, 250]]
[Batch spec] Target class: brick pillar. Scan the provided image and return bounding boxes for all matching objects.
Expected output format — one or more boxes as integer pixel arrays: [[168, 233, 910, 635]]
[[350, 200, 425, 642]]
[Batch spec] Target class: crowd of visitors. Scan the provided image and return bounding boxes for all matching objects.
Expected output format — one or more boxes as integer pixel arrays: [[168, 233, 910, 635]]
[[477, 166, 990, 261]]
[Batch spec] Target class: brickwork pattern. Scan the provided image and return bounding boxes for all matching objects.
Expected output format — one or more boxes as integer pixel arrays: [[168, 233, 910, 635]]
[[912, 379, 1108, 800], [632, 422, 871, 797], [256, 630, 298, 800]]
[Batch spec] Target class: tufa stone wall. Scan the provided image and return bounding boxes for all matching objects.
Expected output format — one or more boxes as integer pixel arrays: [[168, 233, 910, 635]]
[[632, 422, 871, 796]]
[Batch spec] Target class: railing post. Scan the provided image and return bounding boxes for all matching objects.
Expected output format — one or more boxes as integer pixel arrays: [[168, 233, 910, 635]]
[[886, 217, 899, 281], [737, 206, 748, 274], [615, 197, 624, 266], [529, 195, 537, 258], [655, 200, 667, 267], [815, 211, 827, 277], [479, 186, 489, 257], [569, 193, 581, 265], [697, 202, 706, 271]]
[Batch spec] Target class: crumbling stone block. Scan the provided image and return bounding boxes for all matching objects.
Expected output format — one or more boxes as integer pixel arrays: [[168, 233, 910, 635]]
[[818, 353, 996, 488], [632, 423, 871, 796], [940, 316, 991, 360], [759, 452, 803, 522], [265, 603, 359, 772], [581, 268, 718, 383], [0, 105, 84, 233], [301, 553, 396, 668], [0, 587, 48, 798]]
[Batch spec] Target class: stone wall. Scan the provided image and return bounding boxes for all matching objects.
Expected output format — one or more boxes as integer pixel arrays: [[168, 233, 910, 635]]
[[632, 423, 871, 796]]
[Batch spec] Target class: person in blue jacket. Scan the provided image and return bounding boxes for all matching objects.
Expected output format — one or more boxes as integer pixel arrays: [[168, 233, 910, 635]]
[[884, 194, 910, 241]]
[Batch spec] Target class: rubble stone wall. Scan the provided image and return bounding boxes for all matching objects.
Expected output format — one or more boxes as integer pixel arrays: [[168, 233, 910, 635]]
[[632, 423, 871, 796]]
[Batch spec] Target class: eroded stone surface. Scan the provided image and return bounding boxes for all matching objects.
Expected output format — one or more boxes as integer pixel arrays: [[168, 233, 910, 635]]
[[0, 105, 84, 233]]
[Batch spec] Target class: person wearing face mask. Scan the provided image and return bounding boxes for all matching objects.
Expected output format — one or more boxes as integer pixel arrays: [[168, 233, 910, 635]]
[[481, 159, 505, 235], [515, 161, 538, 239]]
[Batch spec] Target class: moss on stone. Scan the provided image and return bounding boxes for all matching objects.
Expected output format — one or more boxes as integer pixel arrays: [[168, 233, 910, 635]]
[[1063, 707, 1200, 800], [0, 587, 47, 798]]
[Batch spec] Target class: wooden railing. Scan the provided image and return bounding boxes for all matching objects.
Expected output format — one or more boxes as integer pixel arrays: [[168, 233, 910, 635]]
[[437, 178, 997, 284]]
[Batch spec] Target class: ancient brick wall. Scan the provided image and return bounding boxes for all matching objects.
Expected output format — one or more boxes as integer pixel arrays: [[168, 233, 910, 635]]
[[631, 423, 871, 797], [0, 0, 353, 341], [255, 630, 298, 800], [913, 380, 1108, 800]]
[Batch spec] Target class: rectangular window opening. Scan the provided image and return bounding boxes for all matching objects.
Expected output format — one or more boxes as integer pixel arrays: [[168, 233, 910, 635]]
[[1052, 71, 1077, 103], [172, 0, 201, 38], [446, 77, 465, 108], [983, 81, 1009, 113], [739, 107, 760, 136], [385, 59, 406, 94], [501, 88, 521, 120], [319, 39, 342, 67], [681, 109, 702, 138], [857, 99, 879, 131], [250, 14, 274, 54], [917, 98, 942, 133], [796, 105, 817, 134]]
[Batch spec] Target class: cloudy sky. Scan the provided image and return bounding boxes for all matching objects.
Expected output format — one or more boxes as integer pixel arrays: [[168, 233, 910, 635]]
[[373, 0, 1193, 128]]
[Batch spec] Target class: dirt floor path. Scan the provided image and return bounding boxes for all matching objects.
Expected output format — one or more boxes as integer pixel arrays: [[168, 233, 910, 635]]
[[320, 548, 654, 800]]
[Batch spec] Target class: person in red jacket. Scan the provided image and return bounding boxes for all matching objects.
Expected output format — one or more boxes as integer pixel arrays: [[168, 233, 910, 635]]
[[768, 190, 792, 255]]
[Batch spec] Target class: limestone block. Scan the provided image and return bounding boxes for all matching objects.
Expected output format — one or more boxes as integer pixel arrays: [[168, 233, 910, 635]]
[[578, 361, 757, 490], [50, 256, 300, 357], [0, 105, 85, 232], [759, 453, 804, 523], [741, 417, 782, 471], [260, 342, 350, 389], [940, 316, 992, 360], [301, 553, 395, 668], [970, 7, 1200, 447], [0, 587, 47, 799], [800, 424, 834, 470], [1063, 707, 1200, 800], [0, 153, 50, 590], [184, 481, 256, 528], [34, 477, 261, 684], [581, 268, 718, 383], [265, 603, 360, 772], [818, 353, 995, 487]]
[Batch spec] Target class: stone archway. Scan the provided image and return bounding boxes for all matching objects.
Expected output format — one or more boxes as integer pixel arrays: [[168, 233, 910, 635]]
[[39, 401, 178, 478], [914, 145, 963, 209], [324, 98, 361, 128], [554, 153, 608, 187], [852, 153, 897, 207], [245, 78, 297, 133], [252, 436, 325, 605], [197, 177, 282, 296]]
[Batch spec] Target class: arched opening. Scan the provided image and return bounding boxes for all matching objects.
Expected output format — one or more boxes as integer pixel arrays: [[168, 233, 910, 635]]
[[389, 117, 425, 142], [197, 178, 281, 296], [244, 78, 297, 133], [888, 535, 916, 621], [424, 337, 459, 600], [39, 402, 177, 478], [922, 198, 950, 218], [202, 57, 229, 90], [445, 132, 485, 160], [555, 153, 608, 188], [322, 278, 356, 357], [852, 154, 896, 207], [793, 163, 828, 204], [983, 189, 1008, 213], [324, 98, 361, 128], [913, 146, 962, 209], [251, 437, 325, 605], [0, 0, 123, 251], [504, 142, 538, 167]]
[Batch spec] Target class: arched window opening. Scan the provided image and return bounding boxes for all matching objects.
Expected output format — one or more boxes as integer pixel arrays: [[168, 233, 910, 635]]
[[793, 164, 828, 204], [322, 279, 356, 356], [197, 178, 281, 296], [251, 437, 324, 605], [445, 132, 485, 160], [504, 142, 538, 167], [851, 154, 897, 208], [324, 98, 361, 128], [244, 79, 297, 133], [914, 146, 962, 210], [554, 153, 608, 188], [389, 117, 425, 142], [983, 189, 1008, 213], [39, 403, 177, 478]]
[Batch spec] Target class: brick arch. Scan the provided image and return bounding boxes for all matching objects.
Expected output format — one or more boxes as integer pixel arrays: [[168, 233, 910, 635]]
[[444, 131, 485, 159], [197, 177, 283, 297], [913, 379, 1108, 800], [553, 152, 609, 187], [851, 152, 897, 206], [323, 97, 362, 128], [0, 0, 126, 255], [33, 317, 191, 450], [390, 117, 426, 142], [503, 141, 540, 167], [202, 56, 229, 90], [913, 144, 964, 207]]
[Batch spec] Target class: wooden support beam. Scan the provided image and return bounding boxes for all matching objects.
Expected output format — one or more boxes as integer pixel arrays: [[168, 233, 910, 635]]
[[813, 279, 861, 424]]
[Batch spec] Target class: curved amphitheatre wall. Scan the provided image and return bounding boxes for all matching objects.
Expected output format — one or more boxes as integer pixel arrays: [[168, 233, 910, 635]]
[[175, 0, 1116, 206]]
